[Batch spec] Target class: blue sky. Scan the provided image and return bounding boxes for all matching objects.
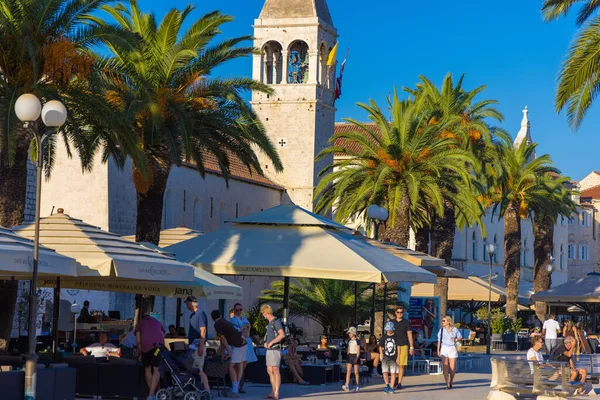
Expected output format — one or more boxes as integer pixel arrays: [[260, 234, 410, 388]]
[[138, 0, 598, 180]]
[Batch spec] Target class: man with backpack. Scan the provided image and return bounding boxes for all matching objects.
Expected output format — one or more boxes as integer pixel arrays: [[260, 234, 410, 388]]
[[262, 304, 285, 400], [185, 296, 209, 392], [211, 310, 247, 397]]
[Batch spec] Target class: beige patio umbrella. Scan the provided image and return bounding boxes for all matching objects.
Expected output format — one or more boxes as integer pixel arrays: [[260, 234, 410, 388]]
[[412, 275, 533, 305], [0, 226, 77, 277], [357, 235, 468, 278], [39, 266, 243, 300], [166, 204, 437, 323], [530, 272, 600, 303], [124, 226, 204, 248], [13, 209, 195, 282]]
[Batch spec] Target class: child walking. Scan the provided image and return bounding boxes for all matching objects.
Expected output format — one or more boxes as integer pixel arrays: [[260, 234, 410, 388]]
[[342, 327, 361, 392], [380, 322, 399, 394]]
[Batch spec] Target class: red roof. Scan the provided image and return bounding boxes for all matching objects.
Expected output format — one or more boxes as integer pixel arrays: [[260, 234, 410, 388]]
[[580, 184, 600, 200], [333, 122, 380, 157], [183, 152, 283, 190]]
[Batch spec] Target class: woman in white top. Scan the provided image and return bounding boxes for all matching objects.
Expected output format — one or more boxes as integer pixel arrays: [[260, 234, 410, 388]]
[[437, 315, 462, 390]]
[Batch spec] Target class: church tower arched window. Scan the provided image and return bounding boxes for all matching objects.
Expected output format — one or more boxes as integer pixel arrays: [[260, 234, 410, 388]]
[[288, 40, 309, 84], [261, 41, 283, 84]]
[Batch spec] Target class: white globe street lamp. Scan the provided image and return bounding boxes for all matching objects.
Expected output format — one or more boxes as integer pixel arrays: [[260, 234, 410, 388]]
[[367, 204, 389, 335], [16, 94, 66, 400]]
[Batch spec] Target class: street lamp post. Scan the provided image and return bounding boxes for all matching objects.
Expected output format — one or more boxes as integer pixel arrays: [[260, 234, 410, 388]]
[[486, 243, 495, 355], [15, 94, 67, 400], [367, 204, 388, 335]]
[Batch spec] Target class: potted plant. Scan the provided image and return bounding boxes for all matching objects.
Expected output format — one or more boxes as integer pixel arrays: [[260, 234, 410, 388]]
[[491, 316, 505, 341], [502, 318, 516, 343]]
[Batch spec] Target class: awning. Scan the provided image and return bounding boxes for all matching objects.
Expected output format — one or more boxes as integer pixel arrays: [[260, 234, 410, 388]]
[[530, 272, 600, 303]]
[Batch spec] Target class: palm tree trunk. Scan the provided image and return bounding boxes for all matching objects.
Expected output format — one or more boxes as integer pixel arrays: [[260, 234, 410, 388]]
[[430, 200, 456, 318], [533, 213, 553, 323], [134, 152, 171, 317], [504, 203, 522, 321], [0, 126, 31, 343], [414, 225, 429, 253], [382, 192, 410, 247]]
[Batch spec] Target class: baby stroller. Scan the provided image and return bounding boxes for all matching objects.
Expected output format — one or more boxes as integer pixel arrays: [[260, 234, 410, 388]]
[[155, 346, 211, 400]]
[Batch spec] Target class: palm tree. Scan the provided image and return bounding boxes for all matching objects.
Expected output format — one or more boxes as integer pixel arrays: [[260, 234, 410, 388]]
[[98, 1, 282, 248], [541, 0, 600, 128], [259, 278, 398, 337], [315, 91, 475, 247], [491, 138, 561, 320], [405, 73, 504, 316], [532, 175, 577, 322], [0, 0, 134, 344]]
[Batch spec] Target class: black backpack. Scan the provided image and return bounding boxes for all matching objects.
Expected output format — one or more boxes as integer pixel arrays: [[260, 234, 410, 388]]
[[264, 318, 288, 349]]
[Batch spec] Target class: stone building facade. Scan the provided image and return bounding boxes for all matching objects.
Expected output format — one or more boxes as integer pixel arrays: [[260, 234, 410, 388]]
[[251, 0, 337, 211]]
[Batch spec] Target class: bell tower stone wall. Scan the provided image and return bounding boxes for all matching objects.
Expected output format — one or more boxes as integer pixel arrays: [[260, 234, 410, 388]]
[[251, 0, 337, 211]]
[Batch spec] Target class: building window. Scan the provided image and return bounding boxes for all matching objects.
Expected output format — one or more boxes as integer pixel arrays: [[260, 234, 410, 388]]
[[580, 245, 589, 261], [210, 197, 214, 218], [568, 218, 574, 225], [471, 232, 478, 261], [483, 244, 488, 262], [561, 216, 565, 226], [568, 244, 575, 260], [493, 234, 498, 263], [236, 203, 239, 218], [288, 40, 309, 84], [560, 244, 564, 270]]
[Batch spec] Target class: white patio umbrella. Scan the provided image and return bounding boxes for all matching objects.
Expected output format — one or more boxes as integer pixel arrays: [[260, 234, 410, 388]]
[[13, 209, 195, 282], [530, 272, 600, 303], [0, 226, 77, 277], [166, 204, 437, 323], [123, 226, 204, 249]]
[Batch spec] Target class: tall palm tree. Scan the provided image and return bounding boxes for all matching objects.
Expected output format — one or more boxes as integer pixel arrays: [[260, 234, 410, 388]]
[[98, 1, 282, 247], [491, 138, 561, 320], [315, 91, 475, 247], [259, 278, 397, 337], [541, 0, 600, 128], [0, 0, 134, 344], [532, 175, 577, 322], [405, 73, 504, 316]]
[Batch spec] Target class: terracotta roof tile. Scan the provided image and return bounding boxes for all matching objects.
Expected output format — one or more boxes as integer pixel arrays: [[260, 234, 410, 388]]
[[183, 152, 284, 190], [580, 184, 600, 200], [333, 122, 380, 157]]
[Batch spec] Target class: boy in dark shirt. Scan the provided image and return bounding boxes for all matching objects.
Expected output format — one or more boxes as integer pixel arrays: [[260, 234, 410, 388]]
[[380, 322, 399, 394]]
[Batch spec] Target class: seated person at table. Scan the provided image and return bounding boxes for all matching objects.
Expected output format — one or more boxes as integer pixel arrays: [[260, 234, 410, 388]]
[[317, 335, 329, 350], [283, 334, 309, 385], [80, 332, 121, 358], [413, 330, 426, 350], [165, 325, 178, 338], [526, 335, 545, 373], [177, 327, 187, 338], [550, 336, 587, 394], [363, 334, 381, 377], [119, 328, 137, 357]]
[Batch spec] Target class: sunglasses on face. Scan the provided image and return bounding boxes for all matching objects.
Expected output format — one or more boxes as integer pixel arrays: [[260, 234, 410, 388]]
[[442, 320, 447, 323], [235, 308, 242, 312], [396, 310, 404, 314]]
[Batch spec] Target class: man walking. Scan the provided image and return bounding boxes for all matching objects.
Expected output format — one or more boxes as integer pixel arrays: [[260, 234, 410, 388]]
[[211, 310, 246, 397], [185, 296, 210, 391], [262, 304, 285, 400], [542, 314, 561, 354], [135, 313, 164, 400], [392, 305, 413, 389]]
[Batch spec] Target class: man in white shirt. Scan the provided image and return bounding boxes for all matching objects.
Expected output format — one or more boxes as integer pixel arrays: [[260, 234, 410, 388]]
[[80, 332, 121, 358], [542, 315, 561, 354]]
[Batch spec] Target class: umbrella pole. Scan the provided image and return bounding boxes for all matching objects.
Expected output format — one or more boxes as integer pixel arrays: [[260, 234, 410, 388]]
[[370, 284, 376, 335], [283, 277, 290, 325], [175, 298, 182, 330], [382, 283, 388, 332], [354, 282, 358, 326], [52, 277, 60, 362]]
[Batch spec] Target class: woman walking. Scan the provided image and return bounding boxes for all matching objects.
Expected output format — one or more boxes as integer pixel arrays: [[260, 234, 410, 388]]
[[437, 315, 462, 390]]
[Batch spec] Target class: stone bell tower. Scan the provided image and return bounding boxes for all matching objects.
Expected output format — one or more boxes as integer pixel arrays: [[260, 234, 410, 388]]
[[251, 0, 338, 211]]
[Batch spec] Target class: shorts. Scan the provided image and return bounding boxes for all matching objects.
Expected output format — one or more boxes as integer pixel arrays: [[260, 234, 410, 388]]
[[192, 351, 206, 370], [142, 349, 162, 368], [231, 345, 247, 364], [440, 345, 458, 359], [382, 358, 399, 374], [397, 345, 408, 366], [346, 354, 359, 366], [266, 349, 281, 367]]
